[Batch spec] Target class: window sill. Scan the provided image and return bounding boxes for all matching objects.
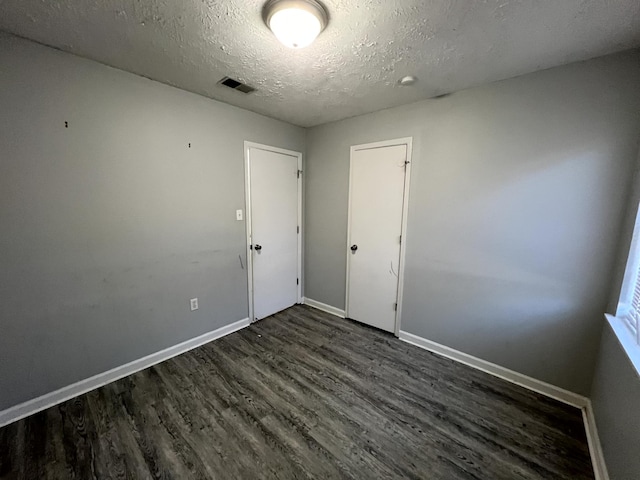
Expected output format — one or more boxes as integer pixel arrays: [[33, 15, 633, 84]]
[[605, 314, 640, 378]]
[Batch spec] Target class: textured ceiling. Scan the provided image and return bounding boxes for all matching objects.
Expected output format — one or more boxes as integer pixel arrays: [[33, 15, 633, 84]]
[[1, 0, 640, 127]]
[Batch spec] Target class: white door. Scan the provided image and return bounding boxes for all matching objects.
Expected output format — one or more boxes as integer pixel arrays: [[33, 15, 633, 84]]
[[247, 145, 301, 320], [346, 142, 410, 333]]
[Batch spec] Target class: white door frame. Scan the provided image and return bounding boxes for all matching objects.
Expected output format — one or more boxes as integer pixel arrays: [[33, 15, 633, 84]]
[[244, 141, 303, 322], [345, 137, 413, 336]]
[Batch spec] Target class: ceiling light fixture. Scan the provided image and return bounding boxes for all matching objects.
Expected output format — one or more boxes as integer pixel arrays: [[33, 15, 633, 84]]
[[263, 0, 328, 49]]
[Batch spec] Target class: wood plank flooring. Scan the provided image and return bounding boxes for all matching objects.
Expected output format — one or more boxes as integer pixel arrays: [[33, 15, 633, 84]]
[[0, 305, 594, 479]]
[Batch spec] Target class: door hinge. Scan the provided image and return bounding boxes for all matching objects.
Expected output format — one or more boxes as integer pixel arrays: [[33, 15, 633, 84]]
[[297, 170, 303, 178], [399, 235, 402, 244], [297, 226, 300, 234], [394, 303, 397, 311], [297, 278, 299, 285]]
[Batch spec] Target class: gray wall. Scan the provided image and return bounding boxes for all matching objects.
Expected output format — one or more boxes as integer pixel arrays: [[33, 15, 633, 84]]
[[590, 147, 640, 480], [0, 33, 305, 411], [590, 325, 640, 480], [305, 50, 640, 395]]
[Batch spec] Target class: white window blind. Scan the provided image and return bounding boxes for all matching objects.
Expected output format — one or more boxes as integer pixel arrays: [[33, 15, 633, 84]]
[[616, 203, 640, 346], [625, 266, 640, 338]]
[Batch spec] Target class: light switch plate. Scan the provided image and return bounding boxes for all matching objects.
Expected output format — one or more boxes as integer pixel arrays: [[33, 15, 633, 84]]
[[236, 209, 243, 221]]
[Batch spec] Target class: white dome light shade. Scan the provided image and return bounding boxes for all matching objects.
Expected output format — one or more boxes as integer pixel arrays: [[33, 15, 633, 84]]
[[264, 0, 328, 49], [270, 8, 321, 48]]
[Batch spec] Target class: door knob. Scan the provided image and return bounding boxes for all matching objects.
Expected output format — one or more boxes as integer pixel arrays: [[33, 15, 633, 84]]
[[254, 244, 262, 251], [350, 245, 358, 252]]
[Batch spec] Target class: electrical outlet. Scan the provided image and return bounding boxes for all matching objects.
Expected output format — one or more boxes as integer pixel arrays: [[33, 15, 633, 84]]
[[190, 298, 198, 311], [236, 209, 243, 221]]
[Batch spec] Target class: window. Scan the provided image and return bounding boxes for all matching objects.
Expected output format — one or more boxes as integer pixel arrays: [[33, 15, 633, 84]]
[[615, 204, 640, 346], [610, 203, 640, 375]]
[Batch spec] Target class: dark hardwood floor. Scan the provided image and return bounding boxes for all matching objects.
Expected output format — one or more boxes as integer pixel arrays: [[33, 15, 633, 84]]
[[0, 305, 594, 479]]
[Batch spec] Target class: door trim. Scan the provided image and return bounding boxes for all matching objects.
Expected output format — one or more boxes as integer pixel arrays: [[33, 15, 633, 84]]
[[244, 141, 303, 322], [345, 137, 413, 336]]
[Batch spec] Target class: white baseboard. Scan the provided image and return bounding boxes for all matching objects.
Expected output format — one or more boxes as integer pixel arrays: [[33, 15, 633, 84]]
[[0, 317, 251, 428], [583, 401, 610, 480], [398, 330, 588, 407], [399, 330, 609, 479], [303, 297, 345, 318]]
